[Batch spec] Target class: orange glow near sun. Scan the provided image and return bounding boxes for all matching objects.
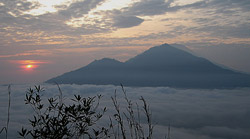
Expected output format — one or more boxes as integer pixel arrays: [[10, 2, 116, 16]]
[[21, 62, 38, 71], [9, 60, 50, 71]]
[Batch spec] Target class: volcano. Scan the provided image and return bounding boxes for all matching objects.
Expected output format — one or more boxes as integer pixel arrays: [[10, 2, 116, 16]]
[[46, 44, 250, 88]]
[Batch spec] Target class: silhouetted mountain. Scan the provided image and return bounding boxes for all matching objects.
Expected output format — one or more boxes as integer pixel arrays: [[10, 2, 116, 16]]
[[46, 44, 250, 88]]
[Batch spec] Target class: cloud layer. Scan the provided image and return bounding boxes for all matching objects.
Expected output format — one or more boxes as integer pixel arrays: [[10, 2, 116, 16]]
[[0, 84, 250, 138]]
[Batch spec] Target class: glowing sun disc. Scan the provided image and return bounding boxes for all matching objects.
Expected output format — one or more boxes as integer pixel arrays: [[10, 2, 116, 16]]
[[26, 64, 33, 69]]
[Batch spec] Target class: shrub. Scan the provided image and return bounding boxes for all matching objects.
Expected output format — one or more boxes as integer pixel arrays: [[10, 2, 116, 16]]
[[16, 85, 156, 139], [19, 85, 108, 138]]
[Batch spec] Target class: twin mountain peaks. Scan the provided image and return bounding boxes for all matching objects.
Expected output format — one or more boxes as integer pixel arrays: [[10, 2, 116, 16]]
[[46, 44, 250, 88]]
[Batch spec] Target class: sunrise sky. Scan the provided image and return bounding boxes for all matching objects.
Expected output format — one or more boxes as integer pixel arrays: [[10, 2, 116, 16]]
[[0, 0, 250, 84]]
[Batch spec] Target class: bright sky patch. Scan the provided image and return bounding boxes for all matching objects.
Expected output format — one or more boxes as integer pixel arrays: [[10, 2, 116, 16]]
[[24, 0, 73, 15]]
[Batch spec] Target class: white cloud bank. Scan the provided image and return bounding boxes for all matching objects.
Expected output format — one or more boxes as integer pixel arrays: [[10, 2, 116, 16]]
[[0, 84, 250, 139]]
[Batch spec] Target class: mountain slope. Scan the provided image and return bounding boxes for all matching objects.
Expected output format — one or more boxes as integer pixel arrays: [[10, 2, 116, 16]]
[[46, 44, 250, 88]]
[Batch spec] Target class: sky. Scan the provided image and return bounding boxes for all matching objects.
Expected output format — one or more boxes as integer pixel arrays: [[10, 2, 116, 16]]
[[0, 0, 250, 84]]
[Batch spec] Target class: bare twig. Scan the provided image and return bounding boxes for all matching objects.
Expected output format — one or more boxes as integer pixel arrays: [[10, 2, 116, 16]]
[[56, 83, 63, 106], [140, 96, 154, 139], [111, 90, 126, 139]]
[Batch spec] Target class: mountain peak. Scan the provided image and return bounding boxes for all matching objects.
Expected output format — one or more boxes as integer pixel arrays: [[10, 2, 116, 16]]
[[146, 43, 175, 51], [125, 43, 194, 66], [89, 58, 122, 66], [158, 43, 171, 47], [93, 58, 120, 63], [46, 44, 250, 88]]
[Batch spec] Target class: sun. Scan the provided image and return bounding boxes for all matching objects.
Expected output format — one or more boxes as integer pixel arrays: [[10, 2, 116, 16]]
[[26, 64, 33, 69]]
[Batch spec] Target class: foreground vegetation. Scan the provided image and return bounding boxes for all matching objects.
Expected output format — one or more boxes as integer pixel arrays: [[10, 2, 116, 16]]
[[1, 85, 167, 139]]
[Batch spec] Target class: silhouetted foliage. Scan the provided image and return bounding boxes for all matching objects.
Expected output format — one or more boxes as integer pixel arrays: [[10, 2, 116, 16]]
[[14, 85, 158, 139], [19, 85, 108, 139]]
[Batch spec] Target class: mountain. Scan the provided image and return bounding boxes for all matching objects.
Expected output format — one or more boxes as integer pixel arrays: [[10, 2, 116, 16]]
[[46, 44, 250, 88]]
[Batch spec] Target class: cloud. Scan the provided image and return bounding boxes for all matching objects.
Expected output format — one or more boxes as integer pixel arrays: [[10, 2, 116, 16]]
[[0, 0, 111, 40], [199, 126, 250, 139], [0, 84, 250, 139], [123, 0, 174, 16], [205, 0, 250, 13], [0, 0, 40, 16], [120, 0, 208, 16], [113, 15, 144, 28], [58, 0, 104, 19], [199, 23, 250, 39], [0, 0, 249, 46]]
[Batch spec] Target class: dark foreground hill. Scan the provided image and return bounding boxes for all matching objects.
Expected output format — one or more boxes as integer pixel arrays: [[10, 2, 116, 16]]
[[46, 44, 250, 88]]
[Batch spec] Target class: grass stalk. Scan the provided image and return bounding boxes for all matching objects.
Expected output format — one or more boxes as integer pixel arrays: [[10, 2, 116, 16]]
[[0, 85, 11, 139], [6, 85, 11, 139]]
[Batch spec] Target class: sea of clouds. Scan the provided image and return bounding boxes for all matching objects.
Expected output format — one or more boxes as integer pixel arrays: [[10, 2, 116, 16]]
[[0, 84, 250, 139]]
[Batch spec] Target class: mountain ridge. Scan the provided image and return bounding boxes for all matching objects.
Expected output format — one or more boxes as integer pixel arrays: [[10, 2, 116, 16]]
[[46, 44, 250, 88]]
